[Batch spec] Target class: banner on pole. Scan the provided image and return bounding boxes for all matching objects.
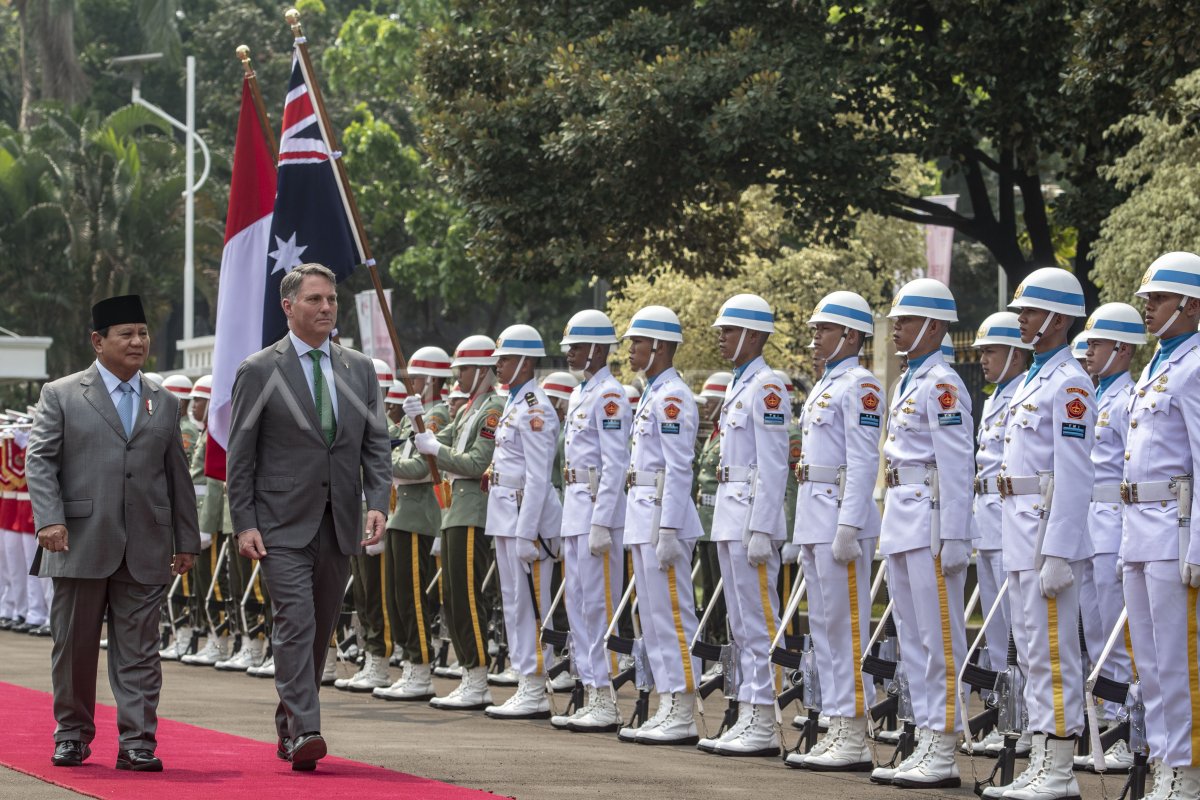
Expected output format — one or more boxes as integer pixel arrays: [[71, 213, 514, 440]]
[[355, 289, 394, 368], [923, 194, 959, 286]]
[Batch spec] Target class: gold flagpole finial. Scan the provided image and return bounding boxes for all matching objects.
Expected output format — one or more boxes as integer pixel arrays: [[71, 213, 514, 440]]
[[285, 8, 303, 37], [235, 45, 254, 76]]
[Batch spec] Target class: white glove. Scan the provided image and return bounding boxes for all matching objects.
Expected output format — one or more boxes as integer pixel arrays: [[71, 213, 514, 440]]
[[365, 540, 386, 556], [831, 524, 862, 565], [402, 395, 425, 420], [655, 529, 684, 571], [781, 542, 802, 565], [939, 539, 972, 577], [1039, 556, 1075, 598], [414, 431, 439, 456], [746, 532, 773, 567], [517, 537, 540, 565], [198, 532, 213, 550], [430, 537, 442, 558], [1185, 563, 1200, 589], [1115, 557, 1124, 583], [589, 524, 612, 557]]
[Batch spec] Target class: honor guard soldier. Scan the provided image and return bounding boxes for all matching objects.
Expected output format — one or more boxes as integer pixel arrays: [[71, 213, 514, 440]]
[[1072, 333, 1091, 372], [616, 305, 705, 746], [1074, 303, 1144, 772], [550, 311, 630, 732], [375, 347, 454, 702], [694, 372, 732, 665], [967, 313, 1032, 755], [784, 291, 882, 771], [418, 336, 504, 710], [775, 370, 803, 545], [1121, 252, 1200, 799], [540, 370, 577, 497], [987, 267, 1096, 800], [872, 278, 975, 788], [481, 325, 562, 720], [162, 376, 197, 455], [693, 294, 790, 757]]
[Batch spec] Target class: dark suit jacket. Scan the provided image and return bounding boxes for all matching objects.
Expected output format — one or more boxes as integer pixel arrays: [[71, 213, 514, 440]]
[[25, 365, 201, 584], [226, 337, 391, 555]]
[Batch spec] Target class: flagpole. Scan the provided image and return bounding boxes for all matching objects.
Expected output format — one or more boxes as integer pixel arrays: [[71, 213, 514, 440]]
[[235, 45, 279, 163], [283, 7, 450, 508]]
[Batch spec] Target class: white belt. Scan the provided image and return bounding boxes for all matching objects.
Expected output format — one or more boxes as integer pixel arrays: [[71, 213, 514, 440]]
[[626, 469, 660, 488], [974, 476, 1000, 495], [490, 471, 525, 490], [0, 492, 14, 499], [884, 466, 932, 488], [699, 493, 716, 508], [996, 475, 1041, 497], [1091, 483, 1122, 503], [1120, 479, 1183, 504], [14, 492, 29, 501], [193, 484, 207, 497], [716, 465, 754, 483], [796, 464, 841, 484], [395, 477, 432, 486], [563, 466, 599, 485]]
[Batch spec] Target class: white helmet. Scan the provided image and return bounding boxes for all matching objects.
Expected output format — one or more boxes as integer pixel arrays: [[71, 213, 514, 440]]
[[623, 384, 641, 405], [540, 371, 579, 401], [1008, 267, 1086, 317], [940, 334, 956, 364], [191, 374, 213, 400], [448, 381, 469, 400], [408, 346, 454, 377], [560, 309, 619, 346], [1072, 332, 1090, 359], [452, 335, 498, 367], [809, 291, 875, 335], [162, 374, 193, 398], [385, 381, 408, 405], [372, 358, 394, 390], [972, 312, 1029, 349], [622, 305, 684, 343], [713, 293, 775, 333], [494, 324, 546, 357], [1081, 302, 1146, 346], [888, 278, 958, 322], [700, 371, 732, 399], [1137, 251, 1200, 299], [142, 372, 164, 386]]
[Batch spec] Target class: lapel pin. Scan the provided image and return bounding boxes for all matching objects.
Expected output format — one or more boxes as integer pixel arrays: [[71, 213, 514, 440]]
[[145, 397, 153, 416]]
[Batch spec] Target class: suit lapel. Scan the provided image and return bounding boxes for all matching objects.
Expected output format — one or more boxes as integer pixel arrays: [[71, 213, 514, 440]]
[[81, 365, 129, 441], [128, 379, 158, 441], [330, 343, 355, 447], [275, 338, 325, 443]]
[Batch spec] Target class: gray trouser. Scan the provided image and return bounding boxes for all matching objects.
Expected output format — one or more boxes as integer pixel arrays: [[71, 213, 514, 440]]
[[260, 507, 350, 739], [50, 570, 166, 750]]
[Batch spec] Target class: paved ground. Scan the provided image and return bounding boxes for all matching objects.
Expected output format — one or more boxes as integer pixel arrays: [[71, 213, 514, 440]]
[[0, 631, 1119, 799]]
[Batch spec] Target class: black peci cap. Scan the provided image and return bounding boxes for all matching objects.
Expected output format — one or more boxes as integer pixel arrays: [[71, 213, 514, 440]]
[[91, 295, 147, 331]]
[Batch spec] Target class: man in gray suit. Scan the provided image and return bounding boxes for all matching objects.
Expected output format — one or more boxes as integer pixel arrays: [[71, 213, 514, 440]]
[[26, 294, 200, 772], [227, 263, 391, 771]]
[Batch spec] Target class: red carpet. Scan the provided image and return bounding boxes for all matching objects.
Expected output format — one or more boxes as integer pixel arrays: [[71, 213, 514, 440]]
[[0, 682, 502, 799]]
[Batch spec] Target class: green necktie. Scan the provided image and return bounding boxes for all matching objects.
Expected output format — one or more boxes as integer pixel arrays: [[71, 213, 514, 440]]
[[309, 350, 336, 445]]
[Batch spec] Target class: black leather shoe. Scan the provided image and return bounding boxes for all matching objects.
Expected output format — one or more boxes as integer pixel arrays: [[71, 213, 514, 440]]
[[276, 737, 291, 761], [29, 624, 51, 637], [289, 732, 326, 771], [116, 749, 163, 772], [52, 740, 91, 767], [9, 621, 30, 633]]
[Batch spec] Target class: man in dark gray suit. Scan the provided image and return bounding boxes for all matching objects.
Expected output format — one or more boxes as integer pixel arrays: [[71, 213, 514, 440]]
[[227, 263, 391, 771], [26, 294, 200, 772]]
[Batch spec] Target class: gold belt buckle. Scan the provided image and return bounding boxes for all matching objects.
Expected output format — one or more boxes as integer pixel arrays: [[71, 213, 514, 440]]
[[997, 476, 1010, 498], [1119, 481, 1133, 504], [973, 476, 982, 495], [797, 464, 809, 483], [625, 470, 635, 490], [884, 468, 898, 488]]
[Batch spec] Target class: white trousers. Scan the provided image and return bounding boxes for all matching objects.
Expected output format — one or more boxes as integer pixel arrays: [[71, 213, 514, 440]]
[[716, 540, 782, 706], [801, 542, 877, 717], [630, 540, 700, 695], [493, 537, 553, 676], [1079, 552, 1133, 693], [976, 548, 1010, 672], [561, 531, 624, 688], [0, 526, 11, 619], [2, 529, 27, 620], [1010, 564, 1085, 737], [20, 534, 48, 626], [887, 547, 968, 733], [1123, 559, 1200, 767]]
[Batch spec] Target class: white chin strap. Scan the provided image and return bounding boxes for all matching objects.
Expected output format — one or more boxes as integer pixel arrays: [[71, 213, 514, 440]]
[[189, 405, 206, 430], [1098, 343, 1120, 377], [907, 317, 932, 354], [586, 343, 597, 374], [731, 328, 748, 363], [1153, 298, 1187, 338], [999, 346, 1015, 382], [467, 367, 490, 396], [825, 326, 850, 364], [1031, 310, 1056, 343], [513, 355, 526, 382]]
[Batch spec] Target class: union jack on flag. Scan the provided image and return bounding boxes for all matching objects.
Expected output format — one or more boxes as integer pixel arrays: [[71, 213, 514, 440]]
[[261, 52, 365, 347]]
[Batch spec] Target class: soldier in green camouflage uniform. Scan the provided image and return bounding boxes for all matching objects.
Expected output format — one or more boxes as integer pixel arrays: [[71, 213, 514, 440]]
[[693, 372, 731, 651]]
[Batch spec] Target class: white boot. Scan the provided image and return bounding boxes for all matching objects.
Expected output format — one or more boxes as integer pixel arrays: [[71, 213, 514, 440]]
[[713, 703, 780, 757], [247, 655, 275, 678], [321, 648, 337, 685], [968, 728, 1005, 755], [430, 666, 492, 710], [618, 693, 672, 743], [485, 675, 551, 720], [343, 652, 390, 692], [433, 660, 463, 679], [548, 670, 576, 692], [182, 633, 230, 666], [1163, 765, 1200, 800], [987, 729, 1034, 757], [1073, 738, 1134, 773], [215, 637, 265, 672], [637, 693, 699, 746], [568, 689, 622, 733], [698, 702, 750, 754], [1003, 735, 1081, 799], [551, 687, 594, 729], [487, 665, 520, 686], [981, 733, 1047, 799], [158, 625, 193, 660], [374, 663, 435, 701], [871, 727, 931, 784], [785, 715, 840, 768], [1146, 762, 1178, 800], [799, 715, 873, 771], [892, 729, 961, 788]]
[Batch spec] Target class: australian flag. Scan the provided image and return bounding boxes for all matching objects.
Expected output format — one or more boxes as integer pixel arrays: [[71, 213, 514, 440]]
[[262, 53, 365, 346]]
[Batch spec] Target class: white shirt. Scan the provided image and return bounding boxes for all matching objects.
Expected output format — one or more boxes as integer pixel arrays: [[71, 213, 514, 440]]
[[94, 360, 142, 412], [288, 330, 339, 420]]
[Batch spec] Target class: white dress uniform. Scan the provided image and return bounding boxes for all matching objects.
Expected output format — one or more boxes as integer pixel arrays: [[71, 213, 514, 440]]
[[560, 365, 630, 688], [487, 380, 562, 677], [1000, 346, 1095, 738], [710, 355, 789, 707], [1121, 332, 1200, 769], [624, 367, 703, 695], [880, 349, 974, 735], [1078, 371, 1134, 697], [793, 355, 881, 718], [973, 376, 1022, 673]]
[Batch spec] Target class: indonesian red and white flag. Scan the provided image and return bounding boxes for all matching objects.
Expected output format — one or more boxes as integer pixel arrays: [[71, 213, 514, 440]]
[[204, 81, 277, 480]]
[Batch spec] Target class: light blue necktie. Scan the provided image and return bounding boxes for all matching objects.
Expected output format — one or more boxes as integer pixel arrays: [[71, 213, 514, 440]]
[[117, 381, 134, 436]]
